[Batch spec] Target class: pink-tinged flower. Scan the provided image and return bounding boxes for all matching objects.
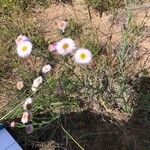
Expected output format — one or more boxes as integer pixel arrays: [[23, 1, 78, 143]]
[[10, 121, 16, 128], [26, 124, 34, 134], [48, 43, 57, 52], [23, 97, 33, 111], [15, 35, 29, 45], [21, 111, 33, 124], [16, 81, 24, 90], [56, 38, 76, 56], [58, 21, 68, 32]]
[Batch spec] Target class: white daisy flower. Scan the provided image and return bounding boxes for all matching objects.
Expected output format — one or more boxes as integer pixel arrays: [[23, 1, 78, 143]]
[[17, 40, 32, 58], [16, 81, 24, 90], [26, 124, 34, 134], [21, 111, 33, 124], [15, 35, 29, 45], [32, 76, 43, 88], [74, 48, 92, 64], [56, 38, 76, 56], [58, 21, 68, 32], [23, 97, 33, 111], [42, 64, 52, 74]]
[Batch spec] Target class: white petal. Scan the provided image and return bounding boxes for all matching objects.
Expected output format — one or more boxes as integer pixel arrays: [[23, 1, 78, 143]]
[[15, 35, 29, 45]]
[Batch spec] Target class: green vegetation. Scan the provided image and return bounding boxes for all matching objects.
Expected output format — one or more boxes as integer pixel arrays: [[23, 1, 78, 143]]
[[86, 0, 124, 14]]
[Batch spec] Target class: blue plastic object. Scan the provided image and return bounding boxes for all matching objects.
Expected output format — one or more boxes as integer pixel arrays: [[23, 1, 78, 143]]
[[0, 123, 23, 150]]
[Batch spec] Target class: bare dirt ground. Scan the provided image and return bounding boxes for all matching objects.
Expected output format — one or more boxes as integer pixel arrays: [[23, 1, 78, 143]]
[[35, 0, 150, 76]]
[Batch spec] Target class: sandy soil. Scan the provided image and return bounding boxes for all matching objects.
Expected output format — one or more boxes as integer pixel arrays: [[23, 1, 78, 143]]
[[35, 0, 150, 76]]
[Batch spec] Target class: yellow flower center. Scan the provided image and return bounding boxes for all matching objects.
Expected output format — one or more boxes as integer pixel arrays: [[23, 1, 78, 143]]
[[22, 45, 28, 52], [80, 53, 87, 60], [62, 43, 69, 49]]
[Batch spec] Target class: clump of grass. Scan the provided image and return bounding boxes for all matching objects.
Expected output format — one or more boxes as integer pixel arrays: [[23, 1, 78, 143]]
[[86, 0, 124, 15], [56, 0, 72, 4], [0, 0, 50, 13], [84, 40, 102, 55]]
